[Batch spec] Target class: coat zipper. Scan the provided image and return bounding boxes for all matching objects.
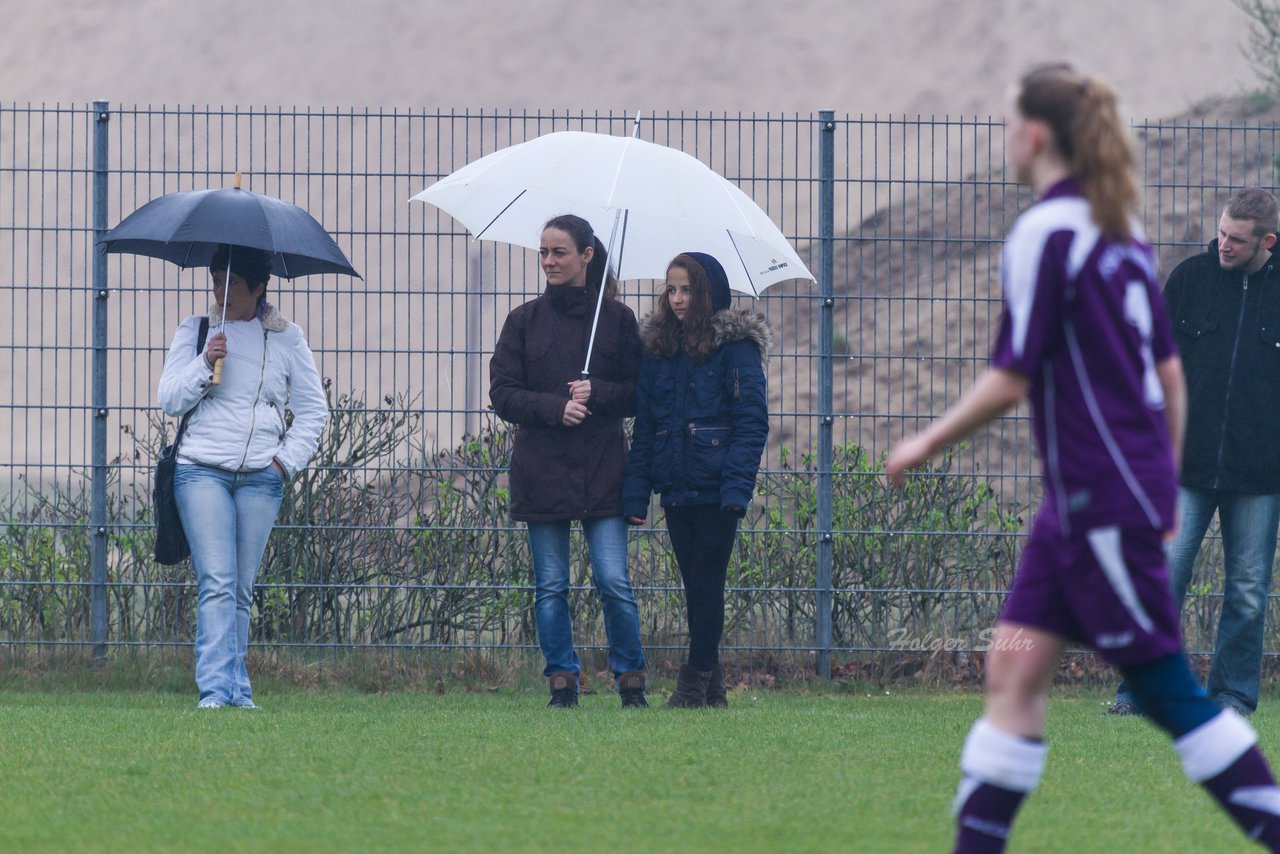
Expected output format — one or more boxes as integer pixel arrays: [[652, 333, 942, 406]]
[[236, 328, 271, 471], [1213, 274, 1249, 488]]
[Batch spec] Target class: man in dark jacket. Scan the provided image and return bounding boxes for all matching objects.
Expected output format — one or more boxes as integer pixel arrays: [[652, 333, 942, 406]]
[[1111, 188, 1280, 716]]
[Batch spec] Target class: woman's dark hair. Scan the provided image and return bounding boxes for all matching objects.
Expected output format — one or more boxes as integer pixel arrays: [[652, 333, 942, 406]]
[[1016, 63, 1139, 239], [210, 244, 272, 309], [648, 254, 718, 362], [542, 214, 619, 298]]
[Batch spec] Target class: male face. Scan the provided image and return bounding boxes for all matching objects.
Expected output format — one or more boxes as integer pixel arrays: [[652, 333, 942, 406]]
[[1217, 213, 1276, 273]]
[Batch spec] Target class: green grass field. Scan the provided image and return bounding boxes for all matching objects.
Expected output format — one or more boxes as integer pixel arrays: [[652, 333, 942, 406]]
[[0, 687, 1270, 852]]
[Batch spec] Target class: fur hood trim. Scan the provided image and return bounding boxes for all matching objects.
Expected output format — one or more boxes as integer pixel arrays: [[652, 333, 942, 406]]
[[641, 308, 773, 365], [205, 301, 289, 333]]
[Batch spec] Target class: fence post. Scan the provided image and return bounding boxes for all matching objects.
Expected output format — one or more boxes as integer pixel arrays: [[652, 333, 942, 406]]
[[91, 101, 110, 658], [815, 110, 835, 678]]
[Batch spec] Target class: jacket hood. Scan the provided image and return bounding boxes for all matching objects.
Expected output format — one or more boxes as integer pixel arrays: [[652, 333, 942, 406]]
[[641, 308, 773, 365], [686, 251, 732, 311], [205, 301, 289, 333]]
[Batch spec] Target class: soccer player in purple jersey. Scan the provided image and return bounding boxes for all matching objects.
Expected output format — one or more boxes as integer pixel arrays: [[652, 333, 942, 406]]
[[887, 63, 1280, 853]]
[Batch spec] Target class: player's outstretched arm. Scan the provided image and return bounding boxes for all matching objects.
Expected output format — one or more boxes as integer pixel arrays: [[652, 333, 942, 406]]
[[885, 367, 1029, 486]]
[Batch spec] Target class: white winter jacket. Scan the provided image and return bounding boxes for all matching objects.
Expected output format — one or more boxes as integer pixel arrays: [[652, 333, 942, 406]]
[[157, 304, 327, 476]]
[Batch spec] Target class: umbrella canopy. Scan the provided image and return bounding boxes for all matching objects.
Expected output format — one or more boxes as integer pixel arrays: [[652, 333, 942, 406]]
[[410, 131, 812, 296], [98, 186, 360, 279]]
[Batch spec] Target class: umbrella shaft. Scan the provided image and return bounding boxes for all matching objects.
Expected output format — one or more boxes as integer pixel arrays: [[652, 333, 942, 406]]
[[580, 209, 625, 377]]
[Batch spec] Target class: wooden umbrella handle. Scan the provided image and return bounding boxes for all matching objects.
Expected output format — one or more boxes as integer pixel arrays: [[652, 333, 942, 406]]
[[211, 357, 224, 385]]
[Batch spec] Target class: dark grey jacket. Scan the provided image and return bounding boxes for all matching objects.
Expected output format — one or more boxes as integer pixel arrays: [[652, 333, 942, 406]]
[[1165, 240, 1280, 493]]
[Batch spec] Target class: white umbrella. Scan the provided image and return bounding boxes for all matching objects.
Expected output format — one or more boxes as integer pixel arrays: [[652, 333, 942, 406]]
[[410, 129, 813, 374], [411, 130, 812, 295]]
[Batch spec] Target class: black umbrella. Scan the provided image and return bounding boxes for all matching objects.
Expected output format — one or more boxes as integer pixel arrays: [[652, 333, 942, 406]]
[[98, 184, 360, 279], [98, 179, 359, 382]]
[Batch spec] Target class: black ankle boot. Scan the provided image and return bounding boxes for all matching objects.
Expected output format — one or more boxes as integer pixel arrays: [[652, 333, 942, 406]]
[[705, 663, 728, 709], [547, 671, 579, 708], [667, 664, 711, 708], [618, 670, 648, 708]]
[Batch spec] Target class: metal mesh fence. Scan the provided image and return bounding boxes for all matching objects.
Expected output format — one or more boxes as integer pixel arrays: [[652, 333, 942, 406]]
[[0, 103, 1276, 670]]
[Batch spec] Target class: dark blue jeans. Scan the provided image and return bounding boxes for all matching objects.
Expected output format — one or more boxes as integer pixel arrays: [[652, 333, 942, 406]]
[[1117, 487, 1280, 714], [527, 517, 646, 679]]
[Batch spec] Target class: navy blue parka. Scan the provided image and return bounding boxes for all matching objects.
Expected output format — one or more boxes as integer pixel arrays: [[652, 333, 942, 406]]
[[622, 255, 771, 517]]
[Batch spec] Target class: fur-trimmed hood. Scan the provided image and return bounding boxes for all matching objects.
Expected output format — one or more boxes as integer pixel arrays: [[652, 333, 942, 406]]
[[641, 308, 773, 365], [205, 301, 289, 333]]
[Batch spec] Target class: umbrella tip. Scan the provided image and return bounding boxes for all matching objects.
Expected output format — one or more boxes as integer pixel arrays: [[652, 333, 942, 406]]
[[234, 171, 242, 190]]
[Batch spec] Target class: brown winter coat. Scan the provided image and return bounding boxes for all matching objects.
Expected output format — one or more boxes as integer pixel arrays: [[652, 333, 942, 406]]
[[489, 285, 642, 521]]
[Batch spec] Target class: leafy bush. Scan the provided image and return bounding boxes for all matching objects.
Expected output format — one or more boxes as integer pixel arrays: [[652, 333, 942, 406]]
[[0, 391, 1083, 679], [725, 442, 1022, 659]]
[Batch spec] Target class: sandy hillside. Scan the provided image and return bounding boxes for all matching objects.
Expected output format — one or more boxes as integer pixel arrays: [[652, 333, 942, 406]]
[[0, 0, 1271, 478], [766, 92, 1280, 499], [0, 0, 1257, 119]]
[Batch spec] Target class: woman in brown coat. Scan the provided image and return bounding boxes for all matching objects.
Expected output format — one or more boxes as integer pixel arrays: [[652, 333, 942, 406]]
[[490, 214, 648, 708]]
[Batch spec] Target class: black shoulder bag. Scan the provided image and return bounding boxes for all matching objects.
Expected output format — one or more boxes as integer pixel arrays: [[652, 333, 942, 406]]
[[153, 317, 209, 565]]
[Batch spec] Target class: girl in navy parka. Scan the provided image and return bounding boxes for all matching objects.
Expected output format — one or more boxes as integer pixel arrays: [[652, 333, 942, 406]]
[[623, 252, 771, 708]]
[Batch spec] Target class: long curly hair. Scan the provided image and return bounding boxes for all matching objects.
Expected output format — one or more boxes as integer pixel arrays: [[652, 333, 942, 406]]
[[647, 254, 719, 362], [1017, 63, 1139, 239]]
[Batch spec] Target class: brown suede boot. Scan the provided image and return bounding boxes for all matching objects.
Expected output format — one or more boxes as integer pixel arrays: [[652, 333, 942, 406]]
[[667, 664, 711, 708], [705, 663, 728, 709]]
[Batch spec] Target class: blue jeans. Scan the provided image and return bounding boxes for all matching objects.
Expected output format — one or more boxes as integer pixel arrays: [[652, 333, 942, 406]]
[[527, 516, 646, 679], [174, 463, 284, 705], [1117, 486, 1280, 714]]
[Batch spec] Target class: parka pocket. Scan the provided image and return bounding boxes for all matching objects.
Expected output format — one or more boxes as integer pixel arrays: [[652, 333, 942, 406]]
[[527, 335, 558, 366], [268, 401, 287, 439], [1258, 325, 1280, 374], [589, 336, 623, 379], [1175, 317, 1217, 361], [650, 428, 675, 492], [1176, 317, 1217, 340], [694, 365, 723, 410], [686, 425, 730, 488]]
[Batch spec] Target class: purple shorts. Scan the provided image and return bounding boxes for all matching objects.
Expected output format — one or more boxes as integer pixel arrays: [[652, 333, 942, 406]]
[[1001, 511, 1183, 668]]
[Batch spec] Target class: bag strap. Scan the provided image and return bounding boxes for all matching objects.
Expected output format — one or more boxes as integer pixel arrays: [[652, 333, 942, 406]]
[[171, 317, 210, 451]]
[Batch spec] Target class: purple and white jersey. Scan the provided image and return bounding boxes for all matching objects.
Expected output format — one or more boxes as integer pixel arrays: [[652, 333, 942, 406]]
[[990, 179, 1178, 534]]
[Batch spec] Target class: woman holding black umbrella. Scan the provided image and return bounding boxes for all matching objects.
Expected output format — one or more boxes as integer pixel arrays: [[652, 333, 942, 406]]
[[157, 244, 327, 709]]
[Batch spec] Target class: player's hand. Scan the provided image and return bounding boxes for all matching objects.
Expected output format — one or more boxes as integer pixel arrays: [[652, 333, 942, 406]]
[[885, 433, 933, 487], [562, 399, 590, 426], [626, 515, 646, 526]]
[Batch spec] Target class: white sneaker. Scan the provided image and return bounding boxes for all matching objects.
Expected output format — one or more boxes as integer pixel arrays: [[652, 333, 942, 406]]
[[197, 697, 225, 709], [232, 699, 258, 710]]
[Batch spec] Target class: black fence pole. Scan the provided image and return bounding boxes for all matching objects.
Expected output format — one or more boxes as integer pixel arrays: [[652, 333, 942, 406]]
[[816, 109, 835, 678], [90, 100, 110, 658]]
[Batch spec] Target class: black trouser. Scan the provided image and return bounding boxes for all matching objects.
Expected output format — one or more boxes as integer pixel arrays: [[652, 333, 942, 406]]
[[664, 503, 740, 671]]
